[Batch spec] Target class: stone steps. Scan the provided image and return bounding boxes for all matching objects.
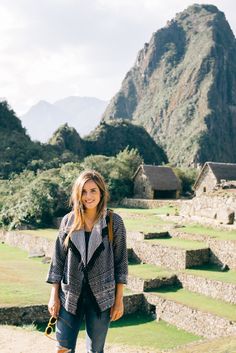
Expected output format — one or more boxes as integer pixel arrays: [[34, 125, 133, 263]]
[[144, 288, 236, 338], [178, 268, 236, 304], [127, 263, 177, 292], [128, 238, 209, 270], [127, 230, 169, 241]]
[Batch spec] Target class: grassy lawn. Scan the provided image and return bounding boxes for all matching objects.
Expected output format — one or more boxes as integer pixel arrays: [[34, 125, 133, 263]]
[[183, 264, 236, 284], [150, 286, 236, 321], [0, 243, 134, 306], [113, 207, 174, 232], [172, 334, 236, 353], [146, 238, 208, 250], [107, 314, 200, 350], [114, 205, 179, 215], [129, 263, 175, 280], [181, 223, 236, 241], [0, 243, 51, 306], [21, 228, 58, 241], [36, 313, 200, 351], [20, 207, 236, 241]]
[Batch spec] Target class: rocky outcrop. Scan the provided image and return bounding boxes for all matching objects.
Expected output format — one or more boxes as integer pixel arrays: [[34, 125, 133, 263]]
[[102, 4, 236, 167]]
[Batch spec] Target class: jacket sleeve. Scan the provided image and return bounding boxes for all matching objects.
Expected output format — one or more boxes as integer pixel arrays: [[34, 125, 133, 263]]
[[112, 213, 128, 284], [46, 214, 69, 284]]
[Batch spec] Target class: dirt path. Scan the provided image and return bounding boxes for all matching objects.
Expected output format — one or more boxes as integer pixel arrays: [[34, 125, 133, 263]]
[[0, 325, 156, 353]]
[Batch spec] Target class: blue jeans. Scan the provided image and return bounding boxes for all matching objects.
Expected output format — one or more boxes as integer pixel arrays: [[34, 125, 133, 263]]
[[56, 295, 111, 353]]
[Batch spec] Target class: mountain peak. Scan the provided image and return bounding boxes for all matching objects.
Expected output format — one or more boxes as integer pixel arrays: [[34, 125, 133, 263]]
[[102, 4, 236, 167]]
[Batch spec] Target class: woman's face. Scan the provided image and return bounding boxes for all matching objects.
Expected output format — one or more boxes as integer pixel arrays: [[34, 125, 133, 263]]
[[81, 179, 101, 210]]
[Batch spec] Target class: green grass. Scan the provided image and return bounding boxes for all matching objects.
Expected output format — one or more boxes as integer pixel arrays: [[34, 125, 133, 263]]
[[172, 335, 236, 353], [150, 286, 236, 321], [183, 264, 236, 284], [21, 228, 58, 241], [146, 238, 208, 250], [0, 243, 51, 306], [114, 205, 179, 215], [181, 223, 236, 240], [18, 207, 236, 241], [129, 263, 175, 280], [36, 313, 200, 351], [107, 314, 200, 350], [113, 207, 174, 232]]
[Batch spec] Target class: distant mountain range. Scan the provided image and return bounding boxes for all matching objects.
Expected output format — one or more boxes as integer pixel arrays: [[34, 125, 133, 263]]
[[102, 4, 236, 167], [20, 96, 108, 142]]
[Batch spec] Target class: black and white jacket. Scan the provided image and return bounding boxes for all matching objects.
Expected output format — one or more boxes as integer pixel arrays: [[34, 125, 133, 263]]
[[46, 209, 128, 314]]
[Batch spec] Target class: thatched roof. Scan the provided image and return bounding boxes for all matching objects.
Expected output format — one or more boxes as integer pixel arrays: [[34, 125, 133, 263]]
[[133, 164, 181, 190], [194, 162, 236, 189]]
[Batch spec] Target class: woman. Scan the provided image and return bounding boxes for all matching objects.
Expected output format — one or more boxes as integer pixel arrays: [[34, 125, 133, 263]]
[[46, 170, 128, 353]]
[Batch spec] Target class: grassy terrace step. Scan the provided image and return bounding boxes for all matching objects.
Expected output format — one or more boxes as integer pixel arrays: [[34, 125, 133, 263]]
[[129, 238, 209, 270], [147, 286, 236, 322], [0, 243, 51, 307], [127, 263, 177, 292], [183, 264, 236, 284], [171, 223, 236, 241], [144, 238, 208, 250], [145, 286, 236, 338], [177, 264, 236, 304], [128, 263, 175, 280]]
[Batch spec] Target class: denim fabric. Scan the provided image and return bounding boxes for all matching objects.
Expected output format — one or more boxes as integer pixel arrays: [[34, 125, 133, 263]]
[[56, 296, 111, 353]]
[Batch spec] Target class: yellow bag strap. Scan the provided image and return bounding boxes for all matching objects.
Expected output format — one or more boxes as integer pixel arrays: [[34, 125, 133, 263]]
[[108, 209, 113, 242]]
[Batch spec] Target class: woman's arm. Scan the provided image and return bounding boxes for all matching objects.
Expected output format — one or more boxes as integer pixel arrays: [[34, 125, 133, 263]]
[[110, 283, 124, 321], [48, 283, 61, 317]]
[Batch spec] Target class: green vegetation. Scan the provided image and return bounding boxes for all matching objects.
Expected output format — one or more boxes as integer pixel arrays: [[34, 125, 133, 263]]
[[107, 314, 200, 350], [182, 223, 236, 240], [84, 119, 168, 165], [113, 206, 174, 232], [0, 243, 50, 306], [0, 149, 142, 229], [129, 263, 174, 279], [184, 264, 236, 284], [172, 334, 236, 353], [151, 286, 236, 321], [147, 238, 208, 250]]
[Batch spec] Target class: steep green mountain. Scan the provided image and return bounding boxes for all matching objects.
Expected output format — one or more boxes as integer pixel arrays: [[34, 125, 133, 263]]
[[84, 120, 167, 164], [48, 123, 85, 157], [102, 4, 236, 166], [0, 101, 42, 178], [0, 100, 165, 178]]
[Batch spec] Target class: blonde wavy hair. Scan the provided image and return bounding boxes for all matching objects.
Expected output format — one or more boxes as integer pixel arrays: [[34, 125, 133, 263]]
[[64, 170, 109, 247]]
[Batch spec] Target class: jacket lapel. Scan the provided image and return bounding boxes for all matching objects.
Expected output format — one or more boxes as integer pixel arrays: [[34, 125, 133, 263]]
[[87, 218, 104, 265], [71, 230, 86, 266], [65, 210, 108, 267]]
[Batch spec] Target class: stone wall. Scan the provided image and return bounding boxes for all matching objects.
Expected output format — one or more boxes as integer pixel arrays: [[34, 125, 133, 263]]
[[178, 273, 236, 304], [208, 238, 236, 269], [0, 230, 55, 258], [0, 294, 145, 325], [128, 238, 209, 270], [195, 167, 217, 197], [170, 229, 236, 269], [180, 194, 236, 224], [134, 169, 153, 198], [127, 274, 177, 292], [121, 198, 180, 209], [145, 293, 236, 338]]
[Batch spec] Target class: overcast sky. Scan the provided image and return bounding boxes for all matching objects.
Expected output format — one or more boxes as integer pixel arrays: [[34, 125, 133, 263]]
[[0, 0, 235, 116]]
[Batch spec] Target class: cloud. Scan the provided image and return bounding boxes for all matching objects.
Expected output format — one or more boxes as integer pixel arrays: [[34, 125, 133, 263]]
[[0, 0, 235, 115]]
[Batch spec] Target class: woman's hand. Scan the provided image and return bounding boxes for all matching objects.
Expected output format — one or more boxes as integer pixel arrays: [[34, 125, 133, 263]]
[[110, 299, 124, 321], [48, 283, 61, 317]]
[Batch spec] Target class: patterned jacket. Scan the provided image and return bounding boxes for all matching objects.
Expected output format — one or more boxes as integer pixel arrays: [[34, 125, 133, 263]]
[[46, 209, 128, 314]]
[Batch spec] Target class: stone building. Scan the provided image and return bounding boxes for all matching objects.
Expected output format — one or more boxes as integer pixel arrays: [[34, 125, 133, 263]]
[[194, 162, 236, 197], [133, 164, 181, 199]]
